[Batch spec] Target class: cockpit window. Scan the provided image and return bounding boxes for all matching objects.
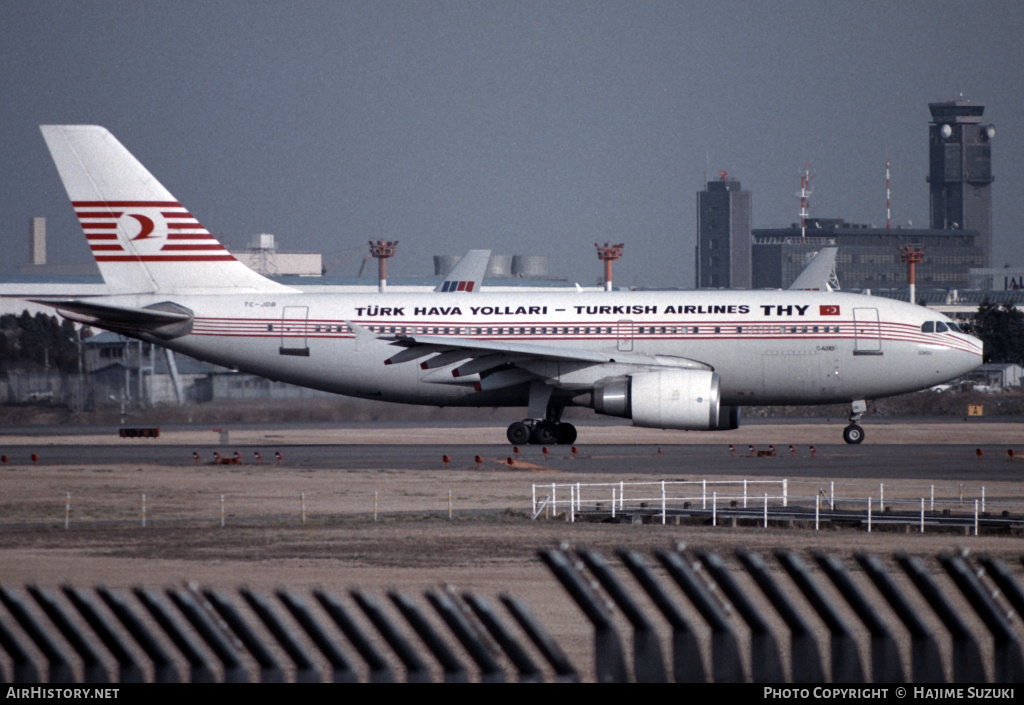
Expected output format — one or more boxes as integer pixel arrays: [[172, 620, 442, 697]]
[[922, 320, 960, 333]]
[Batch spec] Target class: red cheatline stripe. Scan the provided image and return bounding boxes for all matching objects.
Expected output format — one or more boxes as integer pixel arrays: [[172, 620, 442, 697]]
[[161, 212, 193, 218], [81, 223, 117, 229], [167, 233, 217, 240], [73, 200, 180, 207], [85, 234, 118, 240], [166, 222, 205, 229], [76, 212, 123, 218], [90, 245, 124, 251], [161, 245, 227, 251], [95, 254, 237, 262]]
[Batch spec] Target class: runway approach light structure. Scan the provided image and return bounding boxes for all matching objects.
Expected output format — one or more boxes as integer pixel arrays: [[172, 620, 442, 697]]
[[369, 240, 399, 292], [595, 242, 624, 291]]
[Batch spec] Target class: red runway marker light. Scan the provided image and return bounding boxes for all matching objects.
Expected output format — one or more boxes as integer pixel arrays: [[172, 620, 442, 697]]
[[1, 455, 7, 466], [474, 455, 483, 468], [506, 457, 514, 468], [976, 448, 983, 460], [541, 447, 549, 459], [513, 446, 520, 459], [1009, 449, 1015, 461], [193, 451, 200, 465], [30, 453, 39, 466], [571, 446, 578, 459], [442, 454, 451, 469]]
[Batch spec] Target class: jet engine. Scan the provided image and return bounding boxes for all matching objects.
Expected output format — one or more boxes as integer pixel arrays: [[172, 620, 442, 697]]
[[590, 369, 739, 431]]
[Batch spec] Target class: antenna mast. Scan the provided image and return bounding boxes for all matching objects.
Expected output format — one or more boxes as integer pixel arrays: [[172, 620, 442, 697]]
[[798, 162, 813, 244], [886, 158, 892, 229]]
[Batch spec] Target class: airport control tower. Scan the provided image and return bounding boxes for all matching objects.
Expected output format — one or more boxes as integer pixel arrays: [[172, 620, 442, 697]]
[[928, 99, 995, 267]]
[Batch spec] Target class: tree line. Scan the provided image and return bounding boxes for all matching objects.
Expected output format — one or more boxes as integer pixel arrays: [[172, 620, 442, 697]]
[[971, 300, 1024, 366], [0, 312, 83, 374]]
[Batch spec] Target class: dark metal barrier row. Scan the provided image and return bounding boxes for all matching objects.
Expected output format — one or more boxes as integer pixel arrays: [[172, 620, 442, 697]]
[[1, 549, 1023, 682]]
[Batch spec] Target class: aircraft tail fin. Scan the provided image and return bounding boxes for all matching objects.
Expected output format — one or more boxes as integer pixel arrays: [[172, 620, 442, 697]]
[[788, 247, 840, 291], [40, 125, 293, 294], [434, 249, 491, 293]]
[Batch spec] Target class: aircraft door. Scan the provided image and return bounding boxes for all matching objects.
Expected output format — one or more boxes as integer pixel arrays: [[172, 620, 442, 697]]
[[279, 306, 310, 357], [852, 308, 882, 355], [617, 319, 634, 352]]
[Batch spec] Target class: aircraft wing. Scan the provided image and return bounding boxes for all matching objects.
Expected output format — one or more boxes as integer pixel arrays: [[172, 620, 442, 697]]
[[788, 246, 839, 291], [381, 331, 712, 391], [29, 298, 194, 339], [434, 249, 491, 292]]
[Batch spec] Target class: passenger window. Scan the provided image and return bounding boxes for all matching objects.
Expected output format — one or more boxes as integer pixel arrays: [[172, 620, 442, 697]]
[[921, 321, 934, 333]]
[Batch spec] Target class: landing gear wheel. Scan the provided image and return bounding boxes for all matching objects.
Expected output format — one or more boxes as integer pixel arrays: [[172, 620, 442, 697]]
[[507, 421, 531, 445], [842, 424, 865, 445], [557, 422, 578, 445], [532, 421, 559, 445]]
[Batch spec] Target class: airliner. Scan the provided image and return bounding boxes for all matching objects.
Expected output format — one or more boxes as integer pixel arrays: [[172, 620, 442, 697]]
[[29, 125, 982, 445]]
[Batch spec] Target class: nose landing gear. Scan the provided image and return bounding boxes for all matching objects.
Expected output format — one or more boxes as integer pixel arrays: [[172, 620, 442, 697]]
[[843, 399, 866, 444]]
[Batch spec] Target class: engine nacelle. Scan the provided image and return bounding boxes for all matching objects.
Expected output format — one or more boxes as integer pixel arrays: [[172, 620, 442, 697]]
[[592, 369, 738, 431]]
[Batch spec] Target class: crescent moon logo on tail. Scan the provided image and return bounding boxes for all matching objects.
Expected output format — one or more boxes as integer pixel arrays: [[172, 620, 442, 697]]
[[129, 214, 155, 240]]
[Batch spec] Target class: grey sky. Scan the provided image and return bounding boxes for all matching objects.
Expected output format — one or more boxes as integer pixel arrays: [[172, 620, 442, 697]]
[[2, 1, 1021, 288]]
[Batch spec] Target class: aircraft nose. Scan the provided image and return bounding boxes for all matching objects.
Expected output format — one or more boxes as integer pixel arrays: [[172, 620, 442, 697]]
[[953, 333, 985, 376]]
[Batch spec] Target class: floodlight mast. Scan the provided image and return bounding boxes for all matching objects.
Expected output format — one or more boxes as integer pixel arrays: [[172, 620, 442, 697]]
[[595, 242, 624, 292], [369, 240, 399, 292]]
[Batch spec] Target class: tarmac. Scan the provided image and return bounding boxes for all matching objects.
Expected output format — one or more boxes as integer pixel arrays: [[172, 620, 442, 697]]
[[2, 419, 1023, 482]]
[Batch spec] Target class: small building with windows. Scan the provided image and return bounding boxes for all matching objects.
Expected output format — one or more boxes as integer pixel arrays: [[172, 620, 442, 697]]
[[965, 363, 1024, 390]]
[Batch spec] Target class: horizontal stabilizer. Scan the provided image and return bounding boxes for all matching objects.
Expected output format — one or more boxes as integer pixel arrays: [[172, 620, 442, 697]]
[[31, 299, 194, 339]]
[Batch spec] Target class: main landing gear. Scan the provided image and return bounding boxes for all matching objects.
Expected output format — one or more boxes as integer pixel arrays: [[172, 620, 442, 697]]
[[843, 399, 867, 445], [508, 381, 578, 445], [506, 419, 577, 446]]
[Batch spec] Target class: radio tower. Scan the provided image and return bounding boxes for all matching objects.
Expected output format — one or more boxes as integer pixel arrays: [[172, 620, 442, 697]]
[[369, 240, 398, 292], [885, 158, 892, 229], [798, 162, 813, 244]]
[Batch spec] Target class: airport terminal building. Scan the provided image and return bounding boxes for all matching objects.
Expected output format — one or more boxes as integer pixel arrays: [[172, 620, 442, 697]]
[[750, 219, 984, 292]]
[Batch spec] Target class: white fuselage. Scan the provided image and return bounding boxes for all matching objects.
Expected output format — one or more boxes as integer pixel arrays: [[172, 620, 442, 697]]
[[116, 288, 981, 410]]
